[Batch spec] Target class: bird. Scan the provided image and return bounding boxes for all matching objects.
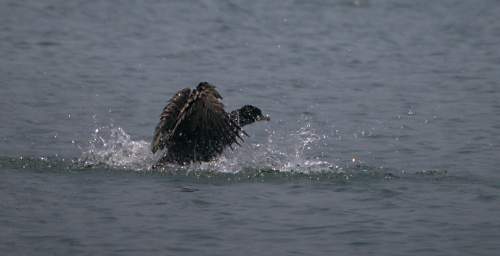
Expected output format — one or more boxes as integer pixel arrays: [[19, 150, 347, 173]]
[[151, 82, 270, 167]]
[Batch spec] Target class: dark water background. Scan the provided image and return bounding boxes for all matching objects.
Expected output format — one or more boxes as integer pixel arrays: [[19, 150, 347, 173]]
[[1, 0, 500, 255]]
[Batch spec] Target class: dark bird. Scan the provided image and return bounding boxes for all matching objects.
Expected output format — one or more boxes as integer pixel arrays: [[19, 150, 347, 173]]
[[151, 82, 270, 167]]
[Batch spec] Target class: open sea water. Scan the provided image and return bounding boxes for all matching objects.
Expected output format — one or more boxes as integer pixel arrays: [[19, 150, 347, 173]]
[[1, 0, 500, 255]]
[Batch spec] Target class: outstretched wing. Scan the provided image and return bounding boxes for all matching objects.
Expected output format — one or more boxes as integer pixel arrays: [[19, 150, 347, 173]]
[[170, 84, 246, 157], [151, 88, 191, 153]]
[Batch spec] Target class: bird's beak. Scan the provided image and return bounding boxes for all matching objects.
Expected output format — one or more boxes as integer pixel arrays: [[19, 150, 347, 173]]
[[257, 114, 271, 121]]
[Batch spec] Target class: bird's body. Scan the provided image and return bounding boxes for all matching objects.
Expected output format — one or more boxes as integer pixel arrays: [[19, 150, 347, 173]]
[[151, 82, 269, 167]]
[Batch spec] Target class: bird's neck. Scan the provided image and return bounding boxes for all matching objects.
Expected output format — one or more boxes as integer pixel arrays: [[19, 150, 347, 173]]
[[229, 109, 253, 127]]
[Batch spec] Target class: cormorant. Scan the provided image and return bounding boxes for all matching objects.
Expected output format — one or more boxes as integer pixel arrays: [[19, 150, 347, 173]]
[[151, 82, 270, 167]]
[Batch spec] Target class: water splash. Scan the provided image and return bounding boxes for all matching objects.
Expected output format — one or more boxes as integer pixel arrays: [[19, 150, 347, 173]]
[[79, 126, 155, 171], [78, 120, 335, 174], [280, 123, 332, 172]]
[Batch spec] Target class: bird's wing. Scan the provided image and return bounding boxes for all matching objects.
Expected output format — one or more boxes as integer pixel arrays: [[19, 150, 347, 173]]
[[151, 88, 192, 153], [170, 85, 245, 154]]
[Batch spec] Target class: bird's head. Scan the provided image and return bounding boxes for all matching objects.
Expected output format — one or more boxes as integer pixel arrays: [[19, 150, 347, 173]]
[[237, 105, 270, 126]]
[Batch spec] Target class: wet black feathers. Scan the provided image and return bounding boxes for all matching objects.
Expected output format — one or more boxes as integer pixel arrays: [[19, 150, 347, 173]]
[[151, 88, 191, 153], [151, 82, 245, 164]]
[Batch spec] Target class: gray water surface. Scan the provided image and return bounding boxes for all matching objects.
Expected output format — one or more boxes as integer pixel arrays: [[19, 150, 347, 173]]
[[1, 0, 500, 255]]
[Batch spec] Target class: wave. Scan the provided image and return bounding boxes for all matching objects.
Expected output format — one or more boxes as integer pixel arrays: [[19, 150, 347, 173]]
[[73, 123, 451, 181], [0, 121, 451, 182]]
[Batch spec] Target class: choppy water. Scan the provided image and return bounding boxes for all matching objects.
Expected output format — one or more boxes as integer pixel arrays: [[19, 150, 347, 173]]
[[1, 0, 500, 255]]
